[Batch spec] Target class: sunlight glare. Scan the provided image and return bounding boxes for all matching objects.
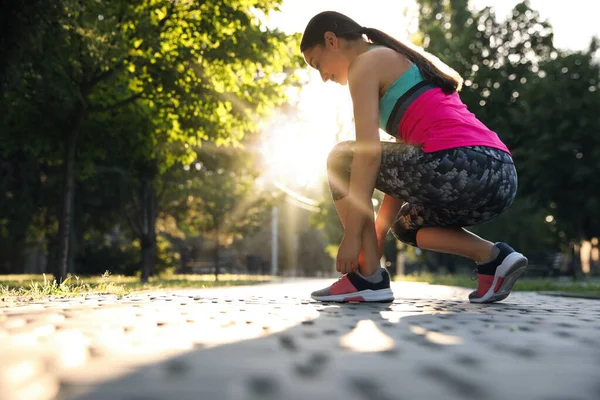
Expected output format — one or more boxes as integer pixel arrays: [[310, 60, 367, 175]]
[[410, 324, 463, 345], [259, 69, 353, 188], [339, 320, 396, 352]]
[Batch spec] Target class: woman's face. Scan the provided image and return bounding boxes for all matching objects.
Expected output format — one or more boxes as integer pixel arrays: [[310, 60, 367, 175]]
[[302, 32, 350, 85]]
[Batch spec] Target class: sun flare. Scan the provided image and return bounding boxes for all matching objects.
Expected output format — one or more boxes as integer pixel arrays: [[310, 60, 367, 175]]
[[259, 70, 354, 188]]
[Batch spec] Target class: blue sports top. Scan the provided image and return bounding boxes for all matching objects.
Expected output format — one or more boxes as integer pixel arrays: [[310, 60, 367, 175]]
[[367, 45, 431, 134], [378, 64, 425, 131]]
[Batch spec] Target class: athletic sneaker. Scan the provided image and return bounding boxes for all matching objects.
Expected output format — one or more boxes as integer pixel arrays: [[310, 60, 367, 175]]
[[311, 268, 394, 303], [469, 242, 528, 303]]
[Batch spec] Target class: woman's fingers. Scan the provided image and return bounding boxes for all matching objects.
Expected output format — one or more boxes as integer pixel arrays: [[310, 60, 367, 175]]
[[345, 260, 356, 274], [337, 258, 360, 274]]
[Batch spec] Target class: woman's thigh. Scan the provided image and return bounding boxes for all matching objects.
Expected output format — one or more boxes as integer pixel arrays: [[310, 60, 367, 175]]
[[328, 141, 515, 208], [376, 143, 517, 210], [327, 141, 518, 241]]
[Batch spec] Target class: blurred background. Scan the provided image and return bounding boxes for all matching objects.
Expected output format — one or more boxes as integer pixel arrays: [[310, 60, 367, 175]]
[[1, 0, 600, 286]]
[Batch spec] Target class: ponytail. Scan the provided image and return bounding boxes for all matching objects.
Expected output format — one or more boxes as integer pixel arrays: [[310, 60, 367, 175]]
[[362, 27, 463, 93], [300, 11, 462, 94]]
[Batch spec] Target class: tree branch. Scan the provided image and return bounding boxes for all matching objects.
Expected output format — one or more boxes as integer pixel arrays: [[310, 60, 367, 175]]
[[86, 56, 129, 91], [86, 1, 174, 93], [90, 90, 145, 113]]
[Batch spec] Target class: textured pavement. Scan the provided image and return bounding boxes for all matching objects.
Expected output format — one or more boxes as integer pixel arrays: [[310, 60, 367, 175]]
[[1, 280, 599, 400]]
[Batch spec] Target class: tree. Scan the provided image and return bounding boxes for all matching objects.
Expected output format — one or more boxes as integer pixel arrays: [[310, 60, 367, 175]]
[[162, 143, 279, 280], [1, 0, 302, 281], [416, 1, 600, 276], [0, 0, 69, 273], [416, 1, 558, 249], [514, 44, 600, 276]]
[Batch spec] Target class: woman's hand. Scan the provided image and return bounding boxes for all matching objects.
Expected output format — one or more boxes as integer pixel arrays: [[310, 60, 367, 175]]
[[336, 233, 362, 274]]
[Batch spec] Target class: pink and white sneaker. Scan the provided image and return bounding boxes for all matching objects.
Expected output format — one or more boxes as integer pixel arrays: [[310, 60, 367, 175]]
[[469, 242, 528, 303], [311, 268, 394, 303]]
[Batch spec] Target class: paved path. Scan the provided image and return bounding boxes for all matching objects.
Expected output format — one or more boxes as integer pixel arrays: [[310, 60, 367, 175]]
[[1, 280, 599, 400]]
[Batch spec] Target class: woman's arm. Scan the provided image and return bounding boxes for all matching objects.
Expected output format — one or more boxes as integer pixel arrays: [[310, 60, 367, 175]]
[[358, 193, 404, 267], [343, 53, 382, 238]]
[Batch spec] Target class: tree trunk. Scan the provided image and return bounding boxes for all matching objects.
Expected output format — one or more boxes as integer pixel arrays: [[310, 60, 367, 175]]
[[68, 192, 83, 275], [125, 161, 158, 283], [570, 241, 583, 280], [570, 218, 585, 280], [55, 111, 84, 282], [140, 177, 157, 283], [214, 226, 220, 282], [140, 236, 156, 283]]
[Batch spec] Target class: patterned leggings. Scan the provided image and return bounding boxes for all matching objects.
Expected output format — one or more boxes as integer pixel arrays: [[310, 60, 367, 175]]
[[327, 141, 518, 247]]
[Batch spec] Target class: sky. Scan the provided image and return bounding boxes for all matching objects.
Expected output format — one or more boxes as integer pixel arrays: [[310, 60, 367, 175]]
[[259, 0, 600, 190], [470, 0, 600, 51], [268, 0, 600, 51]]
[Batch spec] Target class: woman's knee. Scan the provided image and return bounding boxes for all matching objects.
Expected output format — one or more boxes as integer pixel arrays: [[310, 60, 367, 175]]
[[391, 222, 419, 247], [390, 203, 421, 247], [326, 141, 354, 170], [327, 141, 354, 201]]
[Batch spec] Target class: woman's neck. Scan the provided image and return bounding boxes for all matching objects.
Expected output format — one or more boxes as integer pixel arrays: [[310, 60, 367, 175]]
[[344, 40, 372, 62]]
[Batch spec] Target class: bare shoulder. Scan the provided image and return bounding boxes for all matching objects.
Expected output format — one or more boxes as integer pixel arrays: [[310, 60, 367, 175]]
[[349, 46, 413, 87], [367, 45, 410, 60], [348, 49, 378, 77]]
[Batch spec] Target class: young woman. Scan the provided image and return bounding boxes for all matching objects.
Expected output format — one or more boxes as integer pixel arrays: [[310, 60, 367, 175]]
[[301, 11, 528, 304]]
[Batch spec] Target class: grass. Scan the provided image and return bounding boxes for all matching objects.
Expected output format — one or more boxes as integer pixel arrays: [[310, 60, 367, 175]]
[[0, 272, 274, 303], [396, 272, 600, 295], [5, 271, 598, 304]]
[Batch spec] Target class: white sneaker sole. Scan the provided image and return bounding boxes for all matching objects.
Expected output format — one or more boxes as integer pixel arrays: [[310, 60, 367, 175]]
[[312, 288, 394, 303], [470, 252, 528, 303]]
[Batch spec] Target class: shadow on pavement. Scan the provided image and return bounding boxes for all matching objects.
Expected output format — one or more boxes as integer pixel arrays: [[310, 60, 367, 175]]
[[69, 290, 600, 400]]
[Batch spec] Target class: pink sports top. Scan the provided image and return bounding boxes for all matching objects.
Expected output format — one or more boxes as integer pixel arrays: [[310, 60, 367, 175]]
[[379, 64, 510, 155]]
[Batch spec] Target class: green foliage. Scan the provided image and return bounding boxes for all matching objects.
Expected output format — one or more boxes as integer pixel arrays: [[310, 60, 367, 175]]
[[80, 0, 302, 163], [0, 271, 130, 299], [0, 0, 303, 276], [0, 273, 273, 302], [163, 143, 279, 246], [417, 0, 555, 150], [77, 227, 141, 275], [417, 0, 600, 252], [310, 185, 344, 253], [514, 50, 600, 240], [396, 272, 600, 293]]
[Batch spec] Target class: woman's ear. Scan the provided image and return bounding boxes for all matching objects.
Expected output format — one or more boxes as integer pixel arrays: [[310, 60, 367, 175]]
[[323, 31, 339, 49]]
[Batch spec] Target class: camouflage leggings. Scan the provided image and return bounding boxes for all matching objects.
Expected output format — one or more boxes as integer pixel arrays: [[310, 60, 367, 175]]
[[326, 141, 518, 247]]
